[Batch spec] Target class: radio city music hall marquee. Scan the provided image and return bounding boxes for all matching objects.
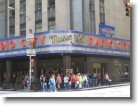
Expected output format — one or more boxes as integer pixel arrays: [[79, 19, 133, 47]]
[[0, 33, 130, 51]]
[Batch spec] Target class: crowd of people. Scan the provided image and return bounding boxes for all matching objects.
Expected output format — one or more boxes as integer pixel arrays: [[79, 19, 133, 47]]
[[39, 72, 111, 92]]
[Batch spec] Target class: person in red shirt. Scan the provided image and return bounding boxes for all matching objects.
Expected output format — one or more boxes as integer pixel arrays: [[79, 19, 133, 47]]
[[56, 74, 62, 90], [70, 74, 76, 89]]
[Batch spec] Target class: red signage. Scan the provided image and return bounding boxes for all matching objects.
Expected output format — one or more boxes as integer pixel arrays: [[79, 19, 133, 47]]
[[88, 36, 130, 50]]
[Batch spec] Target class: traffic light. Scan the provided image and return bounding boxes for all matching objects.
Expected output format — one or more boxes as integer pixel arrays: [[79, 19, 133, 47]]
[[125, 2, 130, 16], [31, 40, 36, 48]]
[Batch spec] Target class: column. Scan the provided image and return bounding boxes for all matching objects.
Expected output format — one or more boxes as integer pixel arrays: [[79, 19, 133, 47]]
[[83, 57, 87, 73], [15, 0, 20, 36], [26, 0, 35, 34], [63, 55, 71, 75], [33, 58, 39, 79], [6, 60, 12, 80], [71, 0, 83, 31], [83, 0, 91, 32], [42, 0, 48, 31], [94, 0, 100, 34], [55, 0, 71, 30]]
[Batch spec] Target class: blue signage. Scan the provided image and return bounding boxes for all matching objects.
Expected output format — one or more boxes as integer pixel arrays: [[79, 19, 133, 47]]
[[99, 23, 115, 36]]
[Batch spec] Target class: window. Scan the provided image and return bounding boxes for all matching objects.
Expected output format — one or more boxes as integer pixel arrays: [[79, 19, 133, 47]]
[[35, 0, 42, 32], [9, 0, 15, 36], [20, 0, 26, 35], [48, 0, 55, 7], [9, 0, 15, 4], [20, 24, 26, 35], [99, 0, 105, 24], [10, 17, 15, 26], [20, 14, 26, 24], [48, 0, 55, 30], [10, 26, 15, 36], [48, 17, 55, 30], [20, 0, 26, 12], [89, 0, 95, 33], [35, 20, 42, 32], [35, 0, 42, 10], [35, 10, 42, 21]]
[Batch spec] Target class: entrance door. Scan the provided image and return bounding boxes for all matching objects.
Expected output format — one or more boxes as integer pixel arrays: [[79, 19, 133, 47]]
[[93, 63, 101, 74], [93, 63, 107, 85], [72, 66, 80, 75]]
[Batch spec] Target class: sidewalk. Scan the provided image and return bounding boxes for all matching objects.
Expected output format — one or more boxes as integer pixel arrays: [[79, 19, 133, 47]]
[[0, 82, 130, 92], [75, 82, 130, 91]]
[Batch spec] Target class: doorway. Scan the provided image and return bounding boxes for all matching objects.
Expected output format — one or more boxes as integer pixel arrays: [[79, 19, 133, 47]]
[[93, 63, 107, 85]]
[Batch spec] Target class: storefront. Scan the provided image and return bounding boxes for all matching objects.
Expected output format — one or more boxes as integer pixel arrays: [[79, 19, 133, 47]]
[[0, 30, 130, 87]]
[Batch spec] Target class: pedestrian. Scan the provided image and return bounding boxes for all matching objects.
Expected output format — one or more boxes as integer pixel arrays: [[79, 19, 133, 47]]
[[124, 71, 128, 81], [22, 75, 26, 89], [11, 73, 16, 90], [39, 74, 43, 91], [56, 74, 62, 90], [49, 74, 56, 92], [42, 77, 48, 92], [86, 74, 90, 88], [71, 74, 76, 89], [93, 73, 97, 87], [79, 73, 83, 89], [64, 75, 69, 90], [75, 74, 80, 90], [104, 73, 109, 85], [97, 74, 101, 86], [25, 73, 29, 89], [88, 73, 93, 87]]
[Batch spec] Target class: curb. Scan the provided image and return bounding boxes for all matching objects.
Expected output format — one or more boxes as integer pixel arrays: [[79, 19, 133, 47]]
[[0, 83, 130, 92], [75, 83, 130, 91]]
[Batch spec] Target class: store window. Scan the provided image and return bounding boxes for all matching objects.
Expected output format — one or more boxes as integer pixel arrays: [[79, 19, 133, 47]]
[[99, 0, 105, 24]]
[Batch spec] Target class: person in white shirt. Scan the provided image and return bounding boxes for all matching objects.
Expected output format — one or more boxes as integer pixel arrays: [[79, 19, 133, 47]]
[[124, 71, 128, 81], [64, 75, 69, 90]]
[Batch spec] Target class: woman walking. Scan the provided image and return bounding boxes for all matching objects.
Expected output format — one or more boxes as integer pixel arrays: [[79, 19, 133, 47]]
[[49, 74, 56, 92]]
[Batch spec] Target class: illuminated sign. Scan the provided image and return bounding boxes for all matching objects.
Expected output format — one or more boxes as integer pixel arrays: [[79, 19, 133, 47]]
[[0, 30, 130, 58]]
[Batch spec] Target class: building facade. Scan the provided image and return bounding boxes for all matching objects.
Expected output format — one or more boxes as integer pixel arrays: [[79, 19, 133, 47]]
[[6, 0, 130, 39], [0, 0, 130, 89]]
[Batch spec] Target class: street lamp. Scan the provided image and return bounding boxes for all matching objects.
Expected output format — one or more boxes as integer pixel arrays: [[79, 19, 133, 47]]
[[8, 6, 33, 90], [8, 6, 31, 23]]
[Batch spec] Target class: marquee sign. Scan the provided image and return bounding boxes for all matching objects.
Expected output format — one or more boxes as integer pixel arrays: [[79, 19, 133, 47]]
[[0, 30, 130, 58]]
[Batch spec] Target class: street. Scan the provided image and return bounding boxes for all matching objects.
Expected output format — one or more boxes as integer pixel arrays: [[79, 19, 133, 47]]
[[0, 84, 130, 97]]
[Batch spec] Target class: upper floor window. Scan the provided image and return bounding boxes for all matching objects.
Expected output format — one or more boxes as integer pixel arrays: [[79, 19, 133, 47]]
[[99, 0, 105, 24], [35, 0, 42, 32], [48, 0, 55, 30], [20, 0, 26, 35]]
